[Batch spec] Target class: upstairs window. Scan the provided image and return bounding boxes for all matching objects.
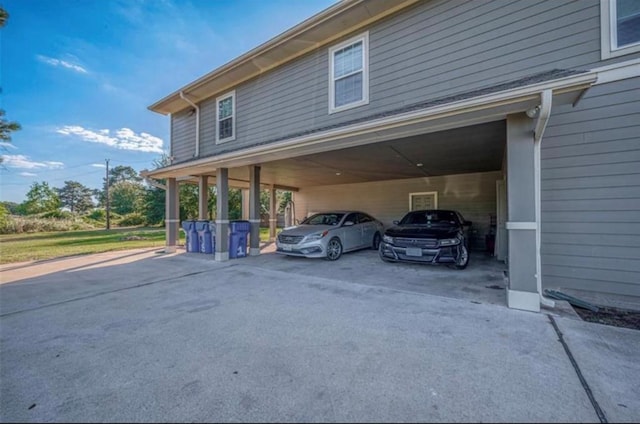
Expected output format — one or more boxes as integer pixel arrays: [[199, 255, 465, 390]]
[[329, 32, 369, 113], [601, 0, 640, 59], [216, 91, 235, 143]]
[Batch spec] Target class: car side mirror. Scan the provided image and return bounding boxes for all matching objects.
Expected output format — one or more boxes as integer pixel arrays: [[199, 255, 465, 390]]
[[393, 220, 399, 225], [343, 221, 354, 227], [464, 220, 472, 226]]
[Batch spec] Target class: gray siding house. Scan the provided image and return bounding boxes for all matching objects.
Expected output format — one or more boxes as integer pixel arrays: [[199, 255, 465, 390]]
[[146, 0, 640, 312]]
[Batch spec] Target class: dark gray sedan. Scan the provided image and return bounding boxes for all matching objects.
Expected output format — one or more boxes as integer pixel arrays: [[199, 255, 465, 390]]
[[276, 211, 385, 260]]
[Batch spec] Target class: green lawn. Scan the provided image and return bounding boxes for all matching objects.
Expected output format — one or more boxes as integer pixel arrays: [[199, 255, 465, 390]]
[[0, 227, 278, 264]]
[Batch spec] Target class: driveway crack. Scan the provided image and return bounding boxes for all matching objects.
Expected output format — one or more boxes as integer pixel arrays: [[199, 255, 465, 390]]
[[547, 314, 608, 423]]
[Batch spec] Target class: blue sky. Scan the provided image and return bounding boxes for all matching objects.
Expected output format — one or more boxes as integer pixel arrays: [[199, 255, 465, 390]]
[[0, 0, 335, 203]]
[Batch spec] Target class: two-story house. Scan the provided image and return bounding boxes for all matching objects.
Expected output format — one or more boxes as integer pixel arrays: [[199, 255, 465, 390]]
[[144, 0, 640, 312]]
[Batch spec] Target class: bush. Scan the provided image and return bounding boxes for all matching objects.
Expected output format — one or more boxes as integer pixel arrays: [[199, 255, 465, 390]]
[[0, 215, 97, 234], [87, 209, 107, 221], [40, 210, 74, 219], [117, 212, 146, 227]]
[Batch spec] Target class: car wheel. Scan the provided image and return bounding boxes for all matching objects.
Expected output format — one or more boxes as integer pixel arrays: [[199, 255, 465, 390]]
[[372, 232, 381, 250], [454, 244, 469, 270], [326, 237, 343, 261]]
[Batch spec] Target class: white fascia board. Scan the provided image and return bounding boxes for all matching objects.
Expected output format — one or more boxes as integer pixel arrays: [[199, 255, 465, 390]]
[[593, 58, 640, 85]]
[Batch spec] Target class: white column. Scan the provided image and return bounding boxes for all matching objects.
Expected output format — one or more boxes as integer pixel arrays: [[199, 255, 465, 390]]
[[165, 178, 179, 253], [215, 168, 229, 261]]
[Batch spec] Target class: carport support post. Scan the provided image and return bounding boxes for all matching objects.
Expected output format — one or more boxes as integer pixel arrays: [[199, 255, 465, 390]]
[[505, 113, 540, 312], [249, 166, 261, 256], [215, 168, 229, 261], [164, 177, 179, 253], [198, 175, 208, 220], [269, 186, 277, 241], [241, 189, 250, 220]]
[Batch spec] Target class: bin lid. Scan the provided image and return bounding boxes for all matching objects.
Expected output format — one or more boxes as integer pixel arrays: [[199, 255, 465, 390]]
[[194, 220, 210, 230]]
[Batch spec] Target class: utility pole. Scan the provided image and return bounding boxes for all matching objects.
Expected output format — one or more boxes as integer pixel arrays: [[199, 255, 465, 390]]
[[105, 158, 111, 230]]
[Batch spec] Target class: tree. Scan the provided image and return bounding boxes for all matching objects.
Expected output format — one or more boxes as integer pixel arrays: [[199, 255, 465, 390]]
[[144, 186, 165, 225], [179, 184, 199, 220], [110, 181, 144, 215], [56, 181, 94, 214], [0, 201, 20, 215], [0, 7, 8, 27], [19, 182, 60, 215], [108, 165, 142, 186], [0, 110, 20, 145], [96, 165, 142, 207], [0, 8, 20, 165]]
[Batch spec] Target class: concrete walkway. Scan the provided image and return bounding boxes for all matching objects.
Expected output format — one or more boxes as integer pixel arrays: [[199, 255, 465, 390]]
[[1, 248, 638, 422]]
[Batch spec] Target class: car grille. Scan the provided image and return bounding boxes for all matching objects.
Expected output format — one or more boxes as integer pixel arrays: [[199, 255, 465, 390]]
[[278, 234, 304, 244], [394, 237, 438, 248]]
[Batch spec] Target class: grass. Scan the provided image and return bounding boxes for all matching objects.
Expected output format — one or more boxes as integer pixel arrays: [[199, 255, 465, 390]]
[[0, 226, 279, 264]]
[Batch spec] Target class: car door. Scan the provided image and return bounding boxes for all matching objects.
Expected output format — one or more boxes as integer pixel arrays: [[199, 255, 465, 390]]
[[358, 213, 376, 247], [341, 213, 361, 251]]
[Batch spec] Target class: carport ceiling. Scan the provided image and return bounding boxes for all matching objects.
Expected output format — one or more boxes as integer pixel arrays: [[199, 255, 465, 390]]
[[229, 120, 506, 189]]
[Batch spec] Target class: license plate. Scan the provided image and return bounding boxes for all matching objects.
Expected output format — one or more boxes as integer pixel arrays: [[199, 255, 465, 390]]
[[405, 247, 422, 257], [281, 244, 292, 251]]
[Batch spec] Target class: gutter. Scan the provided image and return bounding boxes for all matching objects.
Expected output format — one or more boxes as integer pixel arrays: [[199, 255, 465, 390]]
[[179, 91, 200, 158], [532, 89, 555, 308]]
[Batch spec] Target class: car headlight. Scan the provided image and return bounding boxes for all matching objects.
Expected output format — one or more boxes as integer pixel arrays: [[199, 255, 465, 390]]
[[382, 235, 394, 244], [305, 230, 328, 242], [439, 238, 460, 246]]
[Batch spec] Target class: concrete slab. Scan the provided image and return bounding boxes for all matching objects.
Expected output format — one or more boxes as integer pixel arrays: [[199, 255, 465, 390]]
[[0, 248, 635, 422], [554, 317, 640, 423], [249, 246, 510, 307]]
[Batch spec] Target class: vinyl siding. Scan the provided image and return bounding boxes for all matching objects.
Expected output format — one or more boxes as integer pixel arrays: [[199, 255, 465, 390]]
[[540, 77, 640, 296], [294, 171, 501, 251], [169, 0, 640, 162], [171, 108, 196, 161]]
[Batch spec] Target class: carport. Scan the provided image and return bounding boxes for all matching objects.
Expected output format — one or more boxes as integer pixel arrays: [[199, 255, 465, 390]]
[[145, 71, 597, 312]]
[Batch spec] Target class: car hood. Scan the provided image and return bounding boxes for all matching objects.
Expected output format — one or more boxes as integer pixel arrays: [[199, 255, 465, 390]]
[[385, 225, 459, 239], [280, 224, 335, 236]]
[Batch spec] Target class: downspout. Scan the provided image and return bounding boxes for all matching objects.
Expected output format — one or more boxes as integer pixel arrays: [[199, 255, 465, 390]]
[[533, 89, 555, 308], [179, 91, 200, 158]]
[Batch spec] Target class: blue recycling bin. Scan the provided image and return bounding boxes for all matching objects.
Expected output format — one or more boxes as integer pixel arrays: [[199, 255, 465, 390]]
[[229, 233, 248, 258], [195, 220, 213, 254], [229, 220, 250, 259], [230, 220, 251, 234], [181, 220, 198, 253]]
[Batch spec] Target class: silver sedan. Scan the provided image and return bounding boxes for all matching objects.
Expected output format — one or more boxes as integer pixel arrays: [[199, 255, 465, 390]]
[[276, 211, 385, 260]]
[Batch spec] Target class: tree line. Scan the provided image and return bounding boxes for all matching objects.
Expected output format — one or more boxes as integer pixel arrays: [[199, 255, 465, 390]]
[[1, 155, 292, 229]]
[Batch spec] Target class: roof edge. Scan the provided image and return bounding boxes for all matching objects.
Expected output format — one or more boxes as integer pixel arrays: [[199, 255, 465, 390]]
[[148, 0, 419, 115]]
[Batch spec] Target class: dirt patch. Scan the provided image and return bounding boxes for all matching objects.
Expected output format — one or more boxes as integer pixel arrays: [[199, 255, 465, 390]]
[[573, 306, 640, 331], [120, 236, 148, 241]]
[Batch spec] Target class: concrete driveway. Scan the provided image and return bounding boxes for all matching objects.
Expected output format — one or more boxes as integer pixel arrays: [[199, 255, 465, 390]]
[[1, 248, 638, 423]]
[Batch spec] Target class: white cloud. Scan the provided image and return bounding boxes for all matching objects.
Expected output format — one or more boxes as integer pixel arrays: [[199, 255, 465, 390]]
[[37, 55, 88, 74], [57, 125, 164, 153], [91, 163, 107, 168], [20, 172, 38, 177], [1, 155, 65, 170], [0, 142, 17, 150]]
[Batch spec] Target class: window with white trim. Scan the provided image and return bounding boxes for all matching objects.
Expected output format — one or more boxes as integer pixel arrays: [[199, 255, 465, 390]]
[[216, 91, 235, 143], [329, 32, 369, 113], [601, 0, 640, 59]]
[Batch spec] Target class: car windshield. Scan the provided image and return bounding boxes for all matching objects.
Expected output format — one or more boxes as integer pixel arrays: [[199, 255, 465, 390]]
[[400, 210, 459, 226], [302, 213, 345, 226]]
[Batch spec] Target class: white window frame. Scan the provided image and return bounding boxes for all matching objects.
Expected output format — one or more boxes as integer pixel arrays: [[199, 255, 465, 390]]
[[328, 32, 369, 114], [216, 90, 236, 143], [601, 0, 640, 59], [408, 191, 438, 211]]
